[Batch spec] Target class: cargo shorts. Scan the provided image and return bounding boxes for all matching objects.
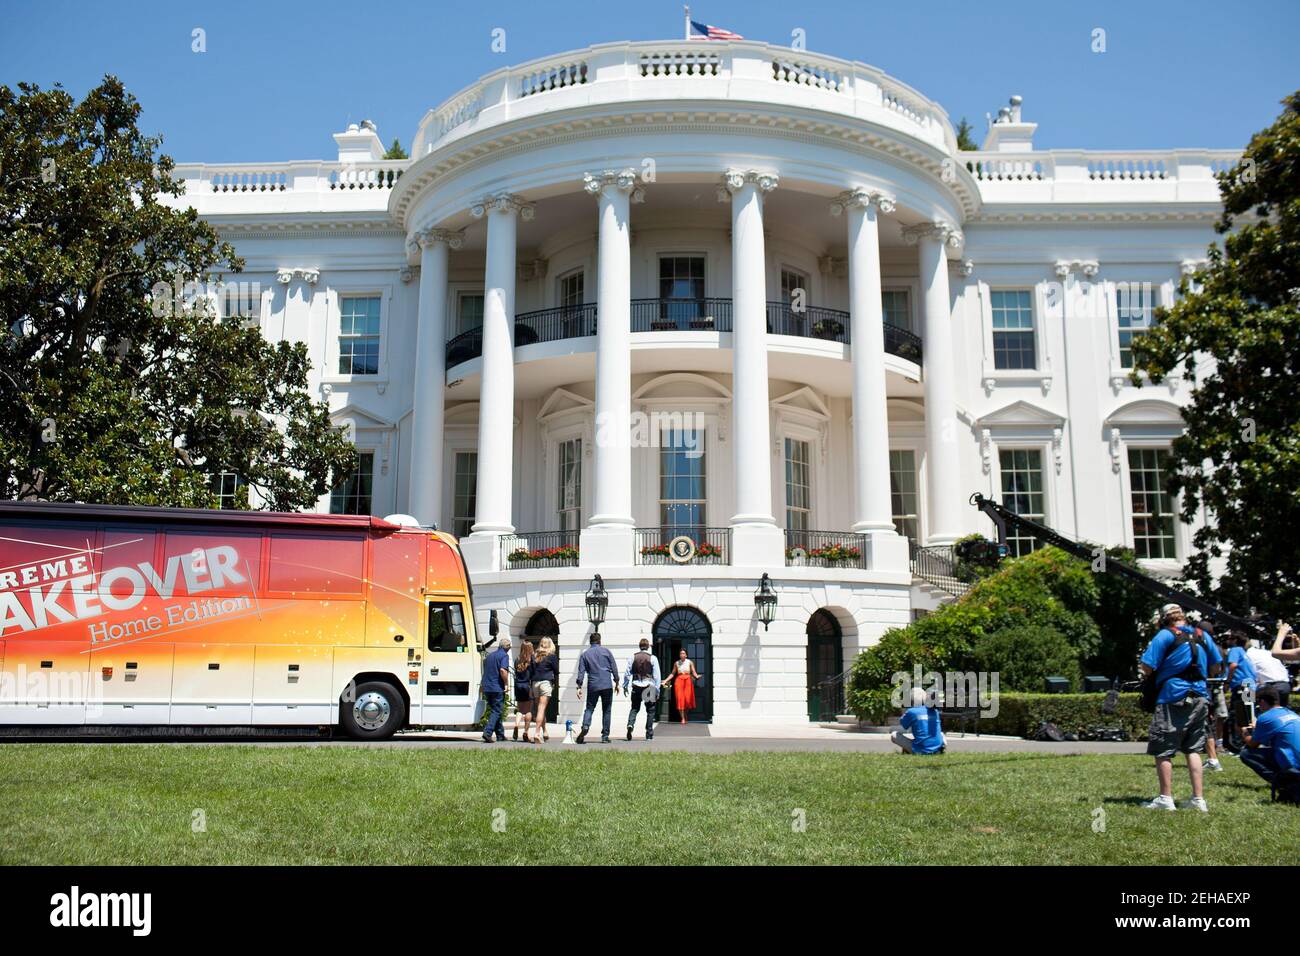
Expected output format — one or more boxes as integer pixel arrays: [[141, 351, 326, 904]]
[[1146, 696, 1209, 757]]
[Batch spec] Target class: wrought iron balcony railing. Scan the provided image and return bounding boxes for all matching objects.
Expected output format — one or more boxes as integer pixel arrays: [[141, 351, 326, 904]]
[[445, 298, 924, 366], [634, 527, 730, 566], [784, 530, 868, 569], [501, 530, 581, 568]]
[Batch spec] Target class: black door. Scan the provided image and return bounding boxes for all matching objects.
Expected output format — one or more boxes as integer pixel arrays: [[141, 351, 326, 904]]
[[806, 609, 843, 721], [523, 609, 560, 724], [653, 606, 712, 722]]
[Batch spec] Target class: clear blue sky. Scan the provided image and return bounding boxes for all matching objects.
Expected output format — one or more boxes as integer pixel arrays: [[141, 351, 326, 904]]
[[2, 0, 1295, 163]]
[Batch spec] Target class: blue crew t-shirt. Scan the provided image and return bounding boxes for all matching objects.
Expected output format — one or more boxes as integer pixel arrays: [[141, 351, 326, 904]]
[[1226, 646, 1257, 690], [1140, 625, 1223, 705], [900, 705, 945, 754], [481, 647, 511, 693], [1252, 707, 1300, 771]]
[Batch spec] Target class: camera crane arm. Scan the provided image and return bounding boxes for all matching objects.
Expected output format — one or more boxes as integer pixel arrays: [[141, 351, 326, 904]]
[[969, 492, 1268, 642]]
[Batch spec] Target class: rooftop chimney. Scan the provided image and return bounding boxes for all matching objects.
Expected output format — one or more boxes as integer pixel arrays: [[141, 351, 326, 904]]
[[333, 120, 385, 163], [981, 95, 1037, 153]]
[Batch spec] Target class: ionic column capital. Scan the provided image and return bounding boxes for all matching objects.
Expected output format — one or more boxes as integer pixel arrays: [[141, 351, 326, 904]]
[[829, 188, 896, 217], [412, 228, 465, 255], [901, 221, 963, 249], [718, 168, 779, 200], [583, 168, 646, 203], [470, 192, 536, 221], [275, 268, 319, 285]]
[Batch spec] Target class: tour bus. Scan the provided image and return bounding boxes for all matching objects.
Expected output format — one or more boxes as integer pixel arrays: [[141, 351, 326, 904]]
[[0, 501, 484, 739]]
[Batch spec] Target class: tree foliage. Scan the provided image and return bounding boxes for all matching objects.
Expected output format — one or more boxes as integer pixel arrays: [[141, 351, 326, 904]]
[[1131, 91, 1300, 621], [0, 77, 354, 509], [955, 117, 978, 151], [383, 138, 408, 160]]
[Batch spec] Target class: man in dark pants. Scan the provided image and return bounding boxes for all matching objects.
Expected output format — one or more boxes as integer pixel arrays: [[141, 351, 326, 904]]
[[480, 635, 512, 743], [575, 633, 620, 743], [623, 638, 661, 741], [1240, 685, 1300, 803]]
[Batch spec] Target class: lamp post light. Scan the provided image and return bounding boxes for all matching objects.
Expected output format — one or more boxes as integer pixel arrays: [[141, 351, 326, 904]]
[[754, 572, 778, 631], [585, 573, 609, 638]]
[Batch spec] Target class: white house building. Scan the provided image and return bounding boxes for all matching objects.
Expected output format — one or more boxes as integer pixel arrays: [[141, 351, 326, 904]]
[[170, 40, 1237, 728]]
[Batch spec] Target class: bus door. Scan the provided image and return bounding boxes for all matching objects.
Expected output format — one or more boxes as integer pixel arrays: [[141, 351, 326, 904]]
[[420, 599, 476, 725]]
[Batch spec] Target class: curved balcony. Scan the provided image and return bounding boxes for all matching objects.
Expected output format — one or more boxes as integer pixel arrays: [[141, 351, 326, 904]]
[[445, 299, 923, 367]]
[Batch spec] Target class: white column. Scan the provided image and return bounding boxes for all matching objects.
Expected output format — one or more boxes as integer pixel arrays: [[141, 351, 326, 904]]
[[461, 192, 533, 571], [580, 169, 642, 569], [831, 189, 909, 571], [720, 169, 784, 568], [407, 228, 461, 529], [905, 221, 964, 546]]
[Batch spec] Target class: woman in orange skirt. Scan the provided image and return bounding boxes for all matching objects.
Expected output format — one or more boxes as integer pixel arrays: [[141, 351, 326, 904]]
[[663, 648, 700, 724]]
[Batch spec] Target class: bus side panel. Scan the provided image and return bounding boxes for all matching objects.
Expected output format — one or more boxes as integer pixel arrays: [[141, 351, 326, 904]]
[[0, 640, 89, 725], [88, 642, 174, 725], [252, 644, 334, 724], [332, 646, 410, 723], [170, 644, 255, 725]]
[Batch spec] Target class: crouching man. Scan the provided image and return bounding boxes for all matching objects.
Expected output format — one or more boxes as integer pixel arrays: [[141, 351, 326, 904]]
[[1240, 685, 1300, 803], [891, 687, 945, 755]]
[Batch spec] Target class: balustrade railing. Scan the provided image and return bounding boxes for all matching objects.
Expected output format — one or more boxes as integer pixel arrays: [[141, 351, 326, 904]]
[[630, 298, 732, 332]]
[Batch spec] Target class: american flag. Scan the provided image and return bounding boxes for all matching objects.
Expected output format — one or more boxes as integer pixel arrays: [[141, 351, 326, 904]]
[[688, 19, 742, 41]]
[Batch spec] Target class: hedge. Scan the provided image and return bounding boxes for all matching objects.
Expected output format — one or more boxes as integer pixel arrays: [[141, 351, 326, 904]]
[[974, 691, 1149, 741]]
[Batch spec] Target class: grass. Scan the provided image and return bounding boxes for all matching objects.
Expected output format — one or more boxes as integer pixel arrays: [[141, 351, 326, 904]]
[[0, 744, 1296, 865]]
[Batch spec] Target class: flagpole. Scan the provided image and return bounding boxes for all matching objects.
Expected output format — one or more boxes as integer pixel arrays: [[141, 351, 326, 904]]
[[684, 6, 690, 40]]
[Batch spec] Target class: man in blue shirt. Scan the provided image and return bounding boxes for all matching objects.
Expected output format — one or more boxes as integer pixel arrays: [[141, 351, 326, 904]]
[[1240, 685, 1300, 803], [480, 635, 512, 743], [1223, 631, 1258, 753], [1139, 604, 1222, 811], [575, 633, 620, 744], [891, 687, 945, 755]]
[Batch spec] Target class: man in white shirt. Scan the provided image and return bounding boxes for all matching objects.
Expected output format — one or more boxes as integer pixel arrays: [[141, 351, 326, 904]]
[[1247, 639, 1292, 708]]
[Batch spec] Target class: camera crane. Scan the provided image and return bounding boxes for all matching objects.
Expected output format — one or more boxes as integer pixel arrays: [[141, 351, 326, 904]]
[[969, 492, 1270, 642]]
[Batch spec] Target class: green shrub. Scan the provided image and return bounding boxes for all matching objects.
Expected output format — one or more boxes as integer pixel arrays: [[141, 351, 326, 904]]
[[971, 625, 1082, 692], [975, 692, 1148, 740]]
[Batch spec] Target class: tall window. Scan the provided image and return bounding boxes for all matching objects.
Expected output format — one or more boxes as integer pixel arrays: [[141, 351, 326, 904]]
[[1117, 282, 1158, 369], [784, 438, 811, 532], [659, 427, 706, 539], [659, 256, 705, 300], [338, 295, 381, 375], [990, 290, 1036, 370], [452, 452, 478, 538], [221, 285, 261, 325], [330, 452, 374, 515], [889, 449, 919, 545], [780, 268, 808, 306], [1129, 448, 1177, 559], [558, 271, 584, 307], [456, 293, 484, 335], [557, 438, 582, 532], [882, 290, 911, 332], [999, 448, 1044, 557], [211, 471, 245, 509]]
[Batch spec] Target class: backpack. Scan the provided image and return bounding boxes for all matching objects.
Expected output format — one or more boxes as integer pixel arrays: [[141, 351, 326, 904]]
[[1139, 627, 1207, 713], [632, 651, 654, 680]]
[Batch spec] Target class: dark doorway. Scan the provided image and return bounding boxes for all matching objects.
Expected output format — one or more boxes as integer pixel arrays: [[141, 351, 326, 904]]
[[653, 606, 712, 723], [806, 609, 844, 721], [522, 608, 560, 724]]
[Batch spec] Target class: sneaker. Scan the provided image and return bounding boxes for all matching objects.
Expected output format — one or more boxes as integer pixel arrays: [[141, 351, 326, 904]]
[[646, 731, 654, 741], [600, 735, 610, 743], [1142, 794, 1177, 811], [480, 736, 494, 744], [1183, 797, 1209, 813], [1206, 758, 1223, 772], [626, 727, 633, 741], [576, 728, 588, 745]]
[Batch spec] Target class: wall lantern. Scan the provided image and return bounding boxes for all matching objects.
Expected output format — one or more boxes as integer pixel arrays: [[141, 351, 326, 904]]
[[585, 574, 609, 634], [754, 573, 778, 631]]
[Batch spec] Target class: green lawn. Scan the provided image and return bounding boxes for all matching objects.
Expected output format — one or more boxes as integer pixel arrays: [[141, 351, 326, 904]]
[[0, 745, 1295, 865]]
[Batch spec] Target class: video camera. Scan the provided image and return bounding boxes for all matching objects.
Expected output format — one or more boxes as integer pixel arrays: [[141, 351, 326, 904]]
[[954, 536, 1008, 567]]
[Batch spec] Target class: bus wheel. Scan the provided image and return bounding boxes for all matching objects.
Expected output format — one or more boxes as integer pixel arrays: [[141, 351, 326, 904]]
[[341, 681, 405, 740]]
